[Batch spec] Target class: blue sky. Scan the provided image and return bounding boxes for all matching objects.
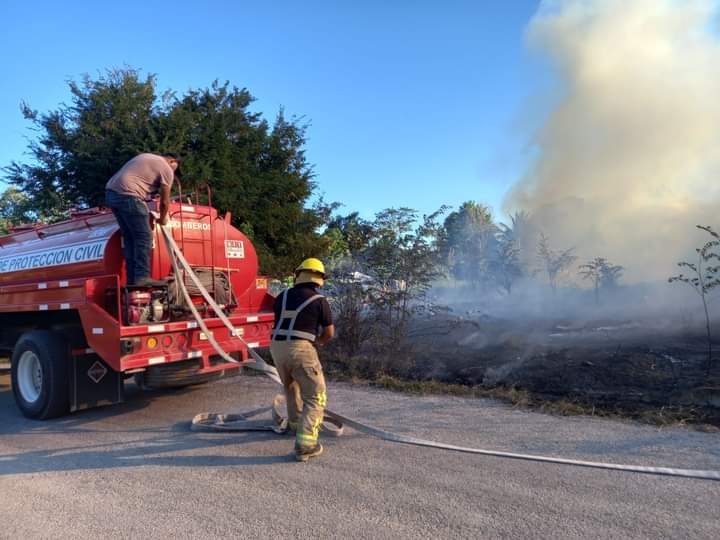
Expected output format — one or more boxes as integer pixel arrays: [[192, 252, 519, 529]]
[[0, 0, 541, 222]]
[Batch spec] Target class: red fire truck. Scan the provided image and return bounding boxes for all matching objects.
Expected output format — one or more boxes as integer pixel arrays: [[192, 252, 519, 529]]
[[0, 197, 275, 419]]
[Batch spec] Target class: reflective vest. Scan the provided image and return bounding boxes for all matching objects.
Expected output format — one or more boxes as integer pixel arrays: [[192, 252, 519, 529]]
[[271, 288, 324, 342]]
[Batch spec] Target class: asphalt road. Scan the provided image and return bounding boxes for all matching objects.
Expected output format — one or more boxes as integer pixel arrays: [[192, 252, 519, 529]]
[[1, 368, 719, 539]]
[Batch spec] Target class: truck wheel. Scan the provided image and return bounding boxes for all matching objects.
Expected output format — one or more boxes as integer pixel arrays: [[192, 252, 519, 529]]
[[11, 330, 70, 419], [142, 359, 227, 389]]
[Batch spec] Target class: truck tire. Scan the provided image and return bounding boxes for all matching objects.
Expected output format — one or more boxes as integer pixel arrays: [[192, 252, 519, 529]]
[[11, 330, 70, 419], [141, 359, 227, 389]]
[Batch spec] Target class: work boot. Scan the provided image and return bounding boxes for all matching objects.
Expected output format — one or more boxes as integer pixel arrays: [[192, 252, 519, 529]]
[[295, 443, 323, 462], [273, 419, 299, 435], [274, 421, 298, 436], [272, 418, 289, 434], [133, 277, 167, 287], [271, 407, 298, 435]]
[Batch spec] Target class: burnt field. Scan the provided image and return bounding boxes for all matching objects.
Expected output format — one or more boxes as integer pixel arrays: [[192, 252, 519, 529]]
[[405, 312, 720, 425]]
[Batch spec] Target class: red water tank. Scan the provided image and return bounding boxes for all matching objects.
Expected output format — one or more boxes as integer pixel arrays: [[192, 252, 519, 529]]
[[154, 203, 260, 297], [0, 203, 260, 298], [0, 211, 124, 284]]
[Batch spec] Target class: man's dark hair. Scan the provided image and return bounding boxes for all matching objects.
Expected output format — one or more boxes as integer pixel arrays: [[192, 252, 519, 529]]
[[162, 152, 181, 162]]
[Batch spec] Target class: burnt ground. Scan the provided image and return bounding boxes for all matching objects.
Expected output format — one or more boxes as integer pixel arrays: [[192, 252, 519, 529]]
[[407, 313, 720, 424]]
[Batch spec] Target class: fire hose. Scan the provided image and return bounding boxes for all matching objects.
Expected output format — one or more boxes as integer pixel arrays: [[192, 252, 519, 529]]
[[158, 224, 720, 481]]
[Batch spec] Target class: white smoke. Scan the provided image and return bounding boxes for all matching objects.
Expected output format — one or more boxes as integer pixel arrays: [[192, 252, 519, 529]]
[[507, 0, 720, 282]]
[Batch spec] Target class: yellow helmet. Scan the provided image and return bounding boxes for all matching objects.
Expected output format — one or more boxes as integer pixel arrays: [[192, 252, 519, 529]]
[[294, 257, 326, 277]]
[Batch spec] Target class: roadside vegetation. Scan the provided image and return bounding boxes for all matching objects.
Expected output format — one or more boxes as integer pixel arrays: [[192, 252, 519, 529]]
[[367, 376, 720, 430]]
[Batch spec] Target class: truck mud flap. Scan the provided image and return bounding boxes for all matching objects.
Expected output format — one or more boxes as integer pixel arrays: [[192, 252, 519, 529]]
[[70, 354, 123, 412]]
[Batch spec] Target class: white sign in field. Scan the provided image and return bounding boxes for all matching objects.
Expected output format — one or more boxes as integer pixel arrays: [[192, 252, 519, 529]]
[[224, 240, 245, 259]]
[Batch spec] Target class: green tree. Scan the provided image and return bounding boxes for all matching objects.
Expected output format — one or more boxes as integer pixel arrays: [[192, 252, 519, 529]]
[[499, 210, 535, 271], [325, 211, 373, 253], [3, 68, 327, 276], [490, 234, 523, 295], [322, 227, 350, 262], [578, 257, 624, 305], [323, 258, 376, 363], [0, 187, 34, 233], [536, 233, 576, 293], [162, 83, 328, 274], [441, 201, 498, 288], [367, 208, 446, 340], [320, 207, 447, 377], [5, 69, 160, 214], [351, 208, 446, 348], [669, 225, 720, 375]]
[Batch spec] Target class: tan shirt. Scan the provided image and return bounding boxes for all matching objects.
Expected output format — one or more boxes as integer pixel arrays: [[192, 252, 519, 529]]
[[106, 153, 174, 199]]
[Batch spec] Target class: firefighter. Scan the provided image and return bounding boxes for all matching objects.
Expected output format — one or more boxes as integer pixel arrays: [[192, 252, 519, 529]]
[[270, 258, 335, 462], [105, 153, 180, 287]]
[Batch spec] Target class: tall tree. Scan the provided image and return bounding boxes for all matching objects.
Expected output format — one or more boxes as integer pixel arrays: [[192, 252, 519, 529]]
[[3, 69, 326, 275], [536, 233, 576, 293], [489, 234, 523, 295], [363, 207, 447, 346], [324, 211, 373, 254], [441, 201, 498, 288], [669, 225, 720, 375], [5, 69, 160, 213], [499, 210, 535, 271], [0, 187, 34, 233], [161, 83, 327, 273], [578, 257, 624, 305]]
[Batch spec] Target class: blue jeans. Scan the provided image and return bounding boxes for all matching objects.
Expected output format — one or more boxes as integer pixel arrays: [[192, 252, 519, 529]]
[[105, 190, 151, 285]]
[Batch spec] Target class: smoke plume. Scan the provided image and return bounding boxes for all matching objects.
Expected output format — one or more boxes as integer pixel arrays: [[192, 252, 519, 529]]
[[507, 0, 720, 282]]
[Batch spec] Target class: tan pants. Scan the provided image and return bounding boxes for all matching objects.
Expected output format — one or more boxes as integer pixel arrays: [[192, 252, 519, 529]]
[[270, 339, 327, 449]]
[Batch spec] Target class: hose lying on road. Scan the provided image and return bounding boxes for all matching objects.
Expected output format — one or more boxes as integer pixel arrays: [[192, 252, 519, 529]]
[[159, 225, 720, 482]]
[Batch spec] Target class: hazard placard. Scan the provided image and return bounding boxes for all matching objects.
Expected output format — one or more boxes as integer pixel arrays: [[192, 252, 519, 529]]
[[87, 360, 108, 383], [224, 240, 245, 259]]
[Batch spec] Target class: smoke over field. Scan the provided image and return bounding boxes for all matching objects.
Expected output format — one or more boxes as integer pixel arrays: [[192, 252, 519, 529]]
[[507, 0, 720, 282], [411, 1, 720, 417]]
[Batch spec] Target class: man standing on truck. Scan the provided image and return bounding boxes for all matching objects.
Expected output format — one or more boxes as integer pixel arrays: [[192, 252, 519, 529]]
[[105, 153, 180, 287], [270, 258, 335, 462]]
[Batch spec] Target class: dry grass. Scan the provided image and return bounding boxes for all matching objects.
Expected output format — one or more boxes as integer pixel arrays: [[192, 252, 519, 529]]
[[362, 375, 720, 430]]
